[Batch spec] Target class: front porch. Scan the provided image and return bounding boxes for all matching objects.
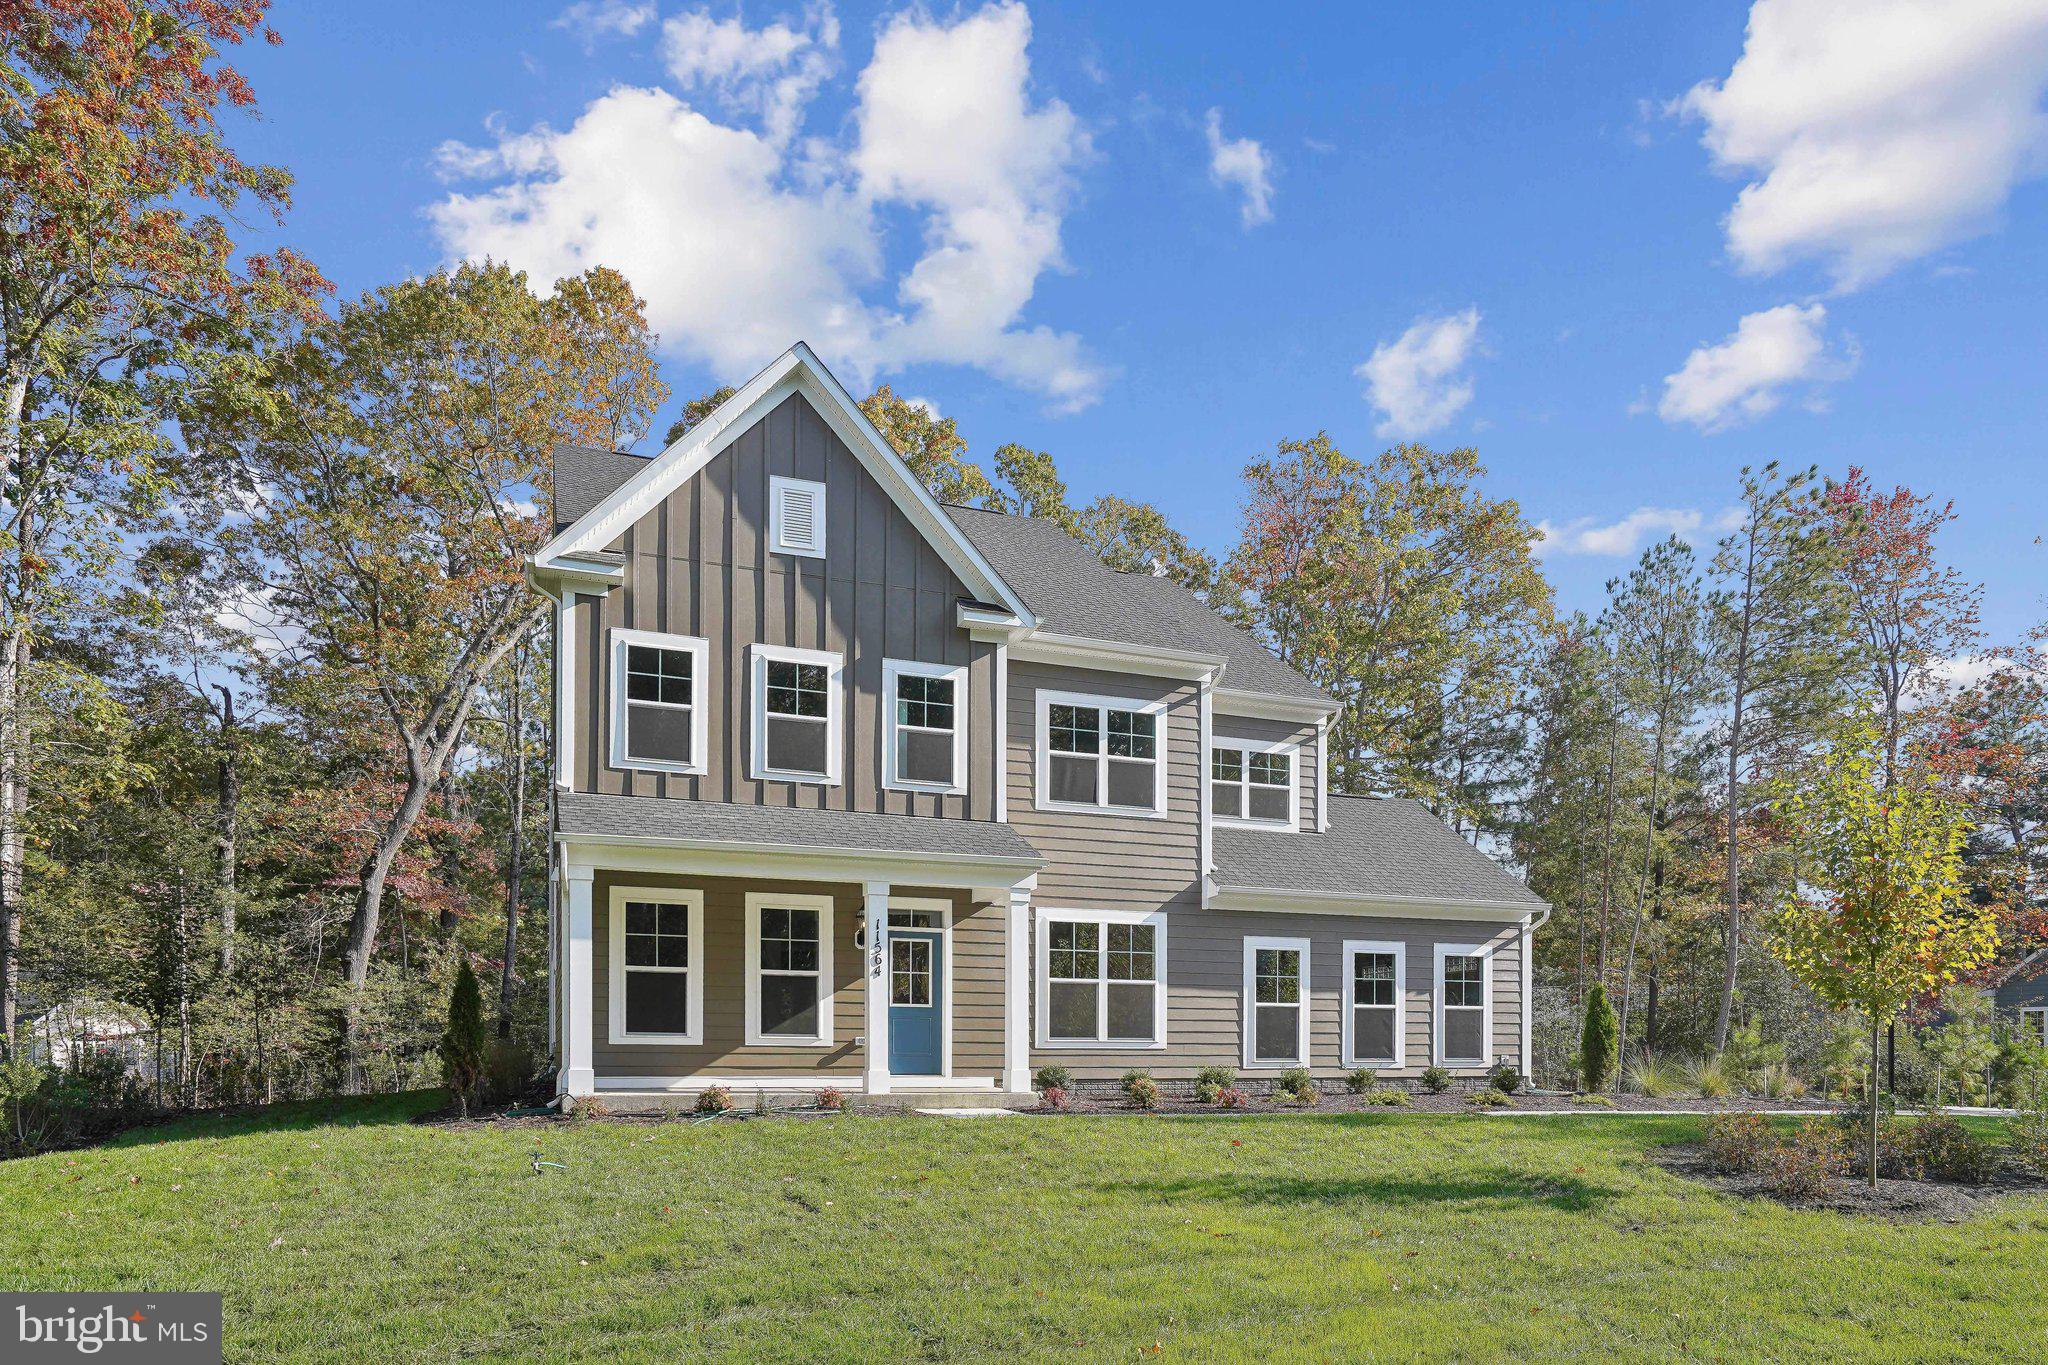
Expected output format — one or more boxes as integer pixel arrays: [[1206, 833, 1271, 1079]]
[[553, 801, 1043, 1107]]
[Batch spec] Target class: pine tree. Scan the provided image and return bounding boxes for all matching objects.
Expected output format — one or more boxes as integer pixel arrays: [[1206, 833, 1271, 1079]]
[[441, 960, 487, 1118], [1581, 982, 1619, 1093]]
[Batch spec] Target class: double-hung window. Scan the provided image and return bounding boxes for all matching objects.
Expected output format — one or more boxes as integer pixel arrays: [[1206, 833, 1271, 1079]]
[[750, 644, 843, 784], [1435, 944, 1490, 1066], [609, 629, 709, 774], [745, 893, 834, 1046], [2022, 1007, 2048, 1049], [1037, 690, 1167, 816], [1036, 909, 1167, 1047], [608, 888, 702, 1044], [1210, 742, 1297, 828], [1342, 940, 1405, 1067], [882, 659, 967, 794], [1243, 936, 1310, 1068]]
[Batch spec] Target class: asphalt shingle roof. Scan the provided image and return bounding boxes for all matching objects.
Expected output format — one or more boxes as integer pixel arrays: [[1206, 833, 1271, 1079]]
[[1213, 795, 1545, 909], [943, 506, 1331, 703], [555, 790, 1044, 865], [553, 444, 654, 531]]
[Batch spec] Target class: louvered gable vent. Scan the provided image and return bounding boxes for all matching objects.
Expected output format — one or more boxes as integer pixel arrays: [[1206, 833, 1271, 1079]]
[[769, 475, 827, 558]]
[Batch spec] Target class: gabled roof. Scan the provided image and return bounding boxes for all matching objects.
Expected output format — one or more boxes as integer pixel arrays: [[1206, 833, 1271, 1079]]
[[533, 343, 1034, 626], [553, 445, 653, 531], [1212, 795, 1545, 913], [944, 506, 1331, 704], [556, 790, 1043, 866]]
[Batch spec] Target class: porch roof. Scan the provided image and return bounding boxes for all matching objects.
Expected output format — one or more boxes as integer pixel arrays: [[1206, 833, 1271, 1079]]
[[555, 790, 1045, 868]]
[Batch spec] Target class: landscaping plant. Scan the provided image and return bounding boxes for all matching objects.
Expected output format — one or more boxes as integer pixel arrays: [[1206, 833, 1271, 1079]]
[[1126, 1074, 1161, 1110], [694, 1086, 734, 1115], [439, 960, 488, 1118], [1581, 982, 1618, 1092], [1419, 1066, 1452, 1094], [1346, 1068, 1378, 1094], [1488, 1062, 1522, 1094], [1033, 1065, 1073, 1093], [1465, 1089, 1511, 1109], [1040, 1085, 1070, 1112]]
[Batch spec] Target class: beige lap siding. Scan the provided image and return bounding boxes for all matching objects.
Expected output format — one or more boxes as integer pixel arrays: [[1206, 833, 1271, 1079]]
[[1027, 907, 1522, 1085]]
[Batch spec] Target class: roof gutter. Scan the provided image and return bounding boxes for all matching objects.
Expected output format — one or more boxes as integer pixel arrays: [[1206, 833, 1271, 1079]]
[[1208, 881, 1551, 921]]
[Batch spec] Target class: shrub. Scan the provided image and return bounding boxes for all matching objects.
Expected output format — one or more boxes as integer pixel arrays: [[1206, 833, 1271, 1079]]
[[1569, 1092, 1614, 1108], [1274, 1067, 1316, 1103], [1126, 1074, 1161, 1110], [1763, 1120, 1849, 1200], [1032, 1065, 1073, 1093], [1040, 1085, 1069, 1111], [1581, 983, 1619, 1092], [484, 1038, 536, 1104], [1902, 1114, 1994, 1184], [566, 1095, 611, 1121], [694, 1085, 734, 1115], [1345, 1068, 1378, 1094], [1196, 1065, 1236, 1090], [1121, 1069, 1154, 1099], [440, 959, 488, 1116], [1702, 1112, 1774, 1175], [2009, 1111, 2048, 1174], [814, 1087, 849, 1113], [1193, 1080, 1223, 1105], [1215, 1086, 1248, 1109], [1365, 1086, 1412, 1107], [1488, 1062, 1522, 1095], [1292, 1080, 1321, 1107], [1684, 1055, 1732, 1100], [1419, 1066, 1452, 1094], [1756, 1063, 1808, 1101], [1466, 1088, 1512, 1109], [1625, 1054, 1679, 1099]]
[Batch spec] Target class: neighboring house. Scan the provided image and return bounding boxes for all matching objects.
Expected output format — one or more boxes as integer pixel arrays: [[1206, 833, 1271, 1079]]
[[1993, 948, 2048, 1047], [531, 343, 1548, 1105], [24, 998, 160, 1079]]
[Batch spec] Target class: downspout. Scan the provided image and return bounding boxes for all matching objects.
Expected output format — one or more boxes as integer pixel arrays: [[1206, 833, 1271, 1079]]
[[1198, 674, 1215, 907], [1522, 906, 1552, 1082]]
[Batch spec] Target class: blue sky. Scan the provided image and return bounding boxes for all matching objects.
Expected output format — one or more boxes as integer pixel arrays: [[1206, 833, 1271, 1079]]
[[232, 1, 2048, 643]]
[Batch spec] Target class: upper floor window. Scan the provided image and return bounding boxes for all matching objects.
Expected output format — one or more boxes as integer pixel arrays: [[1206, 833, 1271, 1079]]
[[609, 629, 709, 775], [1211, 741, 1296, 829], [750, 644, 843, 785], [769, 475, 827, 557], [882, 659, 967, 795], [1035, 689, 1167, 817]]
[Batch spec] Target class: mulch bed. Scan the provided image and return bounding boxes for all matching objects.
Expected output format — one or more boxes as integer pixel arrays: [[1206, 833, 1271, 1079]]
[[1654, 1141, 2048, 1222], [1026, 1090, 1837, 1117]]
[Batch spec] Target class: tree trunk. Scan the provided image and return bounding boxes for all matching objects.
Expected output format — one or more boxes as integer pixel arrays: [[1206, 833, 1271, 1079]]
[[214, 687, 240, 978], [340, 760, 439, 1087], [0, 618, 28, 1051], [1868, 1008, 1882, 1189], [1714, 528, 1759, 1052], [435, 733, 465, 934], [1615, 717, 1668, 1088], [499, 643, 527, 1039]]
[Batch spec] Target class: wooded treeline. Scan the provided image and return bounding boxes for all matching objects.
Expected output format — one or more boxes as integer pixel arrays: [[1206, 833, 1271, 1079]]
[[3, 3, 2042, 1128]]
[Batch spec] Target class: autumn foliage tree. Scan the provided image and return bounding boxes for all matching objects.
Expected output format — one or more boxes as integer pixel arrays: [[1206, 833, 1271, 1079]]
[[0, 0, 325, 1042], [205, 261, 665, 1080], [1770, 720, 1996, 1185]]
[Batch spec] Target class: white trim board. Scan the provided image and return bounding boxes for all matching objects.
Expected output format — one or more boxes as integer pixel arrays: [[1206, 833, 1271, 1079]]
[[1034, 906, 1169, 1051], [608, 627, 710, 777], [1433, 941, 1492, 1069], [1242, 935, 1311, 1070], [880, 658, 969, 797], [1340, 938, 1405, 1069], [533, 343, 1033, 627], [606, 886, 704, 1046], [743, 891, 836, 1048]]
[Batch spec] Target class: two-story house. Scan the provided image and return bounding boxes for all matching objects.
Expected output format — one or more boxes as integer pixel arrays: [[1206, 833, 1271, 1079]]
[[529, 343, 1548, 1106]]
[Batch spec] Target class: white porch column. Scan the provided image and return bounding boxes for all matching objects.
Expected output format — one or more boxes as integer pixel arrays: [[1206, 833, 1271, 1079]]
[[562, 864, 595, 1097], [863, 879, 892, 1096], [1004, 880, 1034, 1093]]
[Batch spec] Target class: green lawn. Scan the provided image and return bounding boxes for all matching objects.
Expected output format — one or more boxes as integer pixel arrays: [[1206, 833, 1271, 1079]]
[[4, 1096, 2044, 1362]]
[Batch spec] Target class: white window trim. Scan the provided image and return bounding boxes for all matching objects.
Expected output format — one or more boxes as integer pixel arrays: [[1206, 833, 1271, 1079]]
[[749, 643, 844, 785], [608, 628, 710, 776], [2021, 1006, 2048, 1047], [1242, 935, 1311, 1070], [887, 896, 954, 1079], [1034, 906, 1169, 1050], [607, 887, 704, 1046], [1033, 688, 1170, 820], [744, 891, 836, 1047], [1434, 942, 1493, 1068], [881, 658, 969, 797], [1341, 939, 1406, 1069], [768, 474, 827, 558], [1210, 737, 1301, 832]]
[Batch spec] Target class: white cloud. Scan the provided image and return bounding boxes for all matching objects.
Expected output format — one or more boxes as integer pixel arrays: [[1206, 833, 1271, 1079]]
[[1356, 308, 1482, 438], [553, 0, 655, 44], [1204, 108, 1274, 227], [431, 2, 1105, 413], [1535, 505, 1745, 558], [1677, 0, 2048, 290], [1656, 302, 1854, 430], [660, 7, 837, 148]]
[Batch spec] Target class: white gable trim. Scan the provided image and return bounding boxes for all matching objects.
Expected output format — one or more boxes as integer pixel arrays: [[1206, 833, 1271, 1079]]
[[533, 343, 1034, 626]]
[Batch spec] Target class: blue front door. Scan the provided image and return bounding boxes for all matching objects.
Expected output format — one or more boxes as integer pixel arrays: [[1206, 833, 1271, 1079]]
[[887, 930, 942, 1075]]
